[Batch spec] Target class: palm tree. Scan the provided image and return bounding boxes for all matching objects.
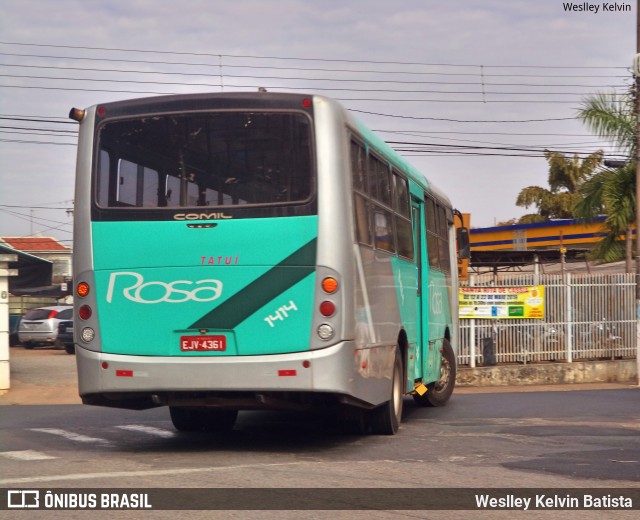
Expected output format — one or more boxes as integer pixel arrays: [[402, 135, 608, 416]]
[[575, 163, 635, 269], [516, 150, 603, 222], [575, 89, 636, 270], [578, 91, 635, 157]]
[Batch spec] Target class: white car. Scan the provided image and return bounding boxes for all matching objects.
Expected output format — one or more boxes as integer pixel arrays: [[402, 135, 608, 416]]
[[18, 305, 73, 348]]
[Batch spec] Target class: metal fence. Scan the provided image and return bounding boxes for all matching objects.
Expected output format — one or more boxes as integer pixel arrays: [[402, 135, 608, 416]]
[[458, 273, 636, 367]]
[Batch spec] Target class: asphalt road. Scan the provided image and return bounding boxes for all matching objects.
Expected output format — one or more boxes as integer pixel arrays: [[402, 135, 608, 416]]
[[1, 347, 639, 519]]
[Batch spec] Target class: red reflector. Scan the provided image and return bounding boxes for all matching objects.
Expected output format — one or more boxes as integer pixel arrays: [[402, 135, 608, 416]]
[[116, 370, 134, 377], [278, 370, 297, 377], [302, 98, 312, 108], [97, 106, 106, 117]]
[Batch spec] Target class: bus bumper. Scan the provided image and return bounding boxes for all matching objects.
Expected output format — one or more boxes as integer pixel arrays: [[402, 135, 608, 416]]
[[75, 341, 394, 410]]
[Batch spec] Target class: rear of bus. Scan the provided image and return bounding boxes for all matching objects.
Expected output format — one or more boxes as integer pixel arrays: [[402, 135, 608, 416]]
[[71, 93, 359, 413]]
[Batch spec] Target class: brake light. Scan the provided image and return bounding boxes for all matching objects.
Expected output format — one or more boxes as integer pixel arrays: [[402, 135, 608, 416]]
[[78, 305, 92, 320], [320, 300, 336, 317]]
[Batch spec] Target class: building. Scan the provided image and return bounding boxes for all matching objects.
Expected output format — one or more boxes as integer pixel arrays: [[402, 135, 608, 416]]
[[0, 237, 71, 285], [0, 237, 72, 312]]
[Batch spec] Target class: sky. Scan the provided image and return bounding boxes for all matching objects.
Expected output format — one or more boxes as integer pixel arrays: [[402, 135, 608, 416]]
[[0, 0, 635, 248]]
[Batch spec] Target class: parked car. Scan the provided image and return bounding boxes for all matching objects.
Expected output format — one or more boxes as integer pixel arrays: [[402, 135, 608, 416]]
[[9, 314, 22, 346], [18, 305, 73, 349], [57, 319, 75, 354]]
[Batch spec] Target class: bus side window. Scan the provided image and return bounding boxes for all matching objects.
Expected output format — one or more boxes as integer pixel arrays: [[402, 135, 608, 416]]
[[395, 214, 414, 260], [438, 205, 451, 273], [392, 172, 410, 218], [97, 150, 110, 206], [351, 140, 367, 194], [114, 159, 161, 207], [165, 174, 180, 206], [392, 171, 413, 260], [116, 159, 139, 206], [425, 197, 440, 269], [142, 168, 160, 207], [373, 206, 395, 253], [353, 193, 372, 246], [370, 154, 392, 208]]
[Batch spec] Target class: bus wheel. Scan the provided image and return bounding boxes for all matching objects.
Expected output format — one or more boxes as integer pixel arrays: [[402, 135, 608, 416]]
[[338, 406, 369, 435], [413, 340, 456, 407], [169, 407, 204, 432], [369, 349, 403, 435], [201, 409, 238, 433]]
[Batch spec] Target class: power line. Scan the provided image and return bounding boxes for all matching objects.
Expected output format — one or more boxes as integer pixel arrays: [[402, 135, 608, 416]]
[[0, 138, 75, 146], [0, 72, 629, 97], [352, 109, 575, 123], [0, 115, 76, 124], [376, 129, 621, 137], [0, 63, 629, 89], [0, 41, 629, 70], [0, 82, 620, 104], [0, 207, 73, 232], [0, 204, 73, 210], [0, 51, 629, 79], [0, 125, 76, 134]]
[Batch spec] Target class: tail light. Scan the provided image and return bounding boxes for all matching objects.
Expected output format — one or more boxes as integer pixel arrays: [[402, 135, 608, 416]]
[[76, 281, 95, 342], [321, 277, 338, 294], [320, 301, 336, 317], [317, 276, 339, 341], [78, 305, 92, 320], [77, 282, 90, 298]]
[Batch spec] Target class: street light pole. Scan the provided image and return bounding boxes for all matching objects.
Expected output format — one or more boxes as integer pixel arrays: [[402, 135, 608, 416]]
[[636, 0, 640, 386]]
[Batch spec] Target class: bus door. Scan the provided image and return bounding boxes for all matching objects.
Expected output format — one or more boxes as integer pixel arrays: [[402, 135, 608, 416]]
[[411, 198, 426, 381]]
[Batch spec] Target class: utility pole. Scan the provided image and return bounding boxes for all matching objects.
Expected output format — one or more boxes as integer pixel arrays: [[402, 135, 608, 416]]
[[636, 0, 640, 386]]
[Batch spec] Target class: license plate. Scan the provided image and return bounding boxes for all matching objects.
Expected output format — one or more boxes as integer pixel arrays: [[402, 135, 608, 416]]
[[180, 335, 226, 352]]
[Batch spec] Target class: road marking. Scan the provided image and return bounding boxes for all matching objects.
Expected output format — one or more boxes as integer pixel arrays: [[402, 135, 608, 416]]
[[0, 461, 309, 485], [115, 425, 175, 438], [29, 428, 113, 446], [0, 450, 57, 461]]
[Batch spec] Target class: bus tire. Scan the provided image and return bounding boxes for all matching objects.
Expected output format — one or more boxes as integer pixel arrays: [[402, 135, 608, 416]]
[[338, 406, 369, 435], [369, 348, 403, 435], [413, 339, 456, 407], [201, 409, 238, 433], [169, 407, 205, 432]]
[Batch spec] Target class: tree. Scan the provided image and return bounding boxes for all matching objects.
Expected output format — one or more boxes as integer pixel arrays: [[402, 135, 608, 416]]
[[516, 150, 603, 222], [575, 89, 636, 270], [575, 162, 635, 270]]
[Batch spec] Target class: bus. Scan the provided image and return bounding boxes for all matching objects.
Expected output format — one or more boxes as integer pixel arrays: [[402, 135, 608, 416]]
[[69, 92, 467, 435]]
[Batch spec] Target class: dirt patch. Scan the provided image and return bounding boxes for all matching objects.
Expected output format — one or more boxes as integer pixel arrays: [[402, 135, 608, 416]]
[[0, 346, 81, 405]]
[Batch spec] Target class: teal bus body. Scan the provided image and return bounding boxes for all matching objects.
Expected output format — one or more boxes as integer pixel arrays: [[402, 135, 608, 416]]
[[71, 92, 459, 434], [92, 216, 317, 356]]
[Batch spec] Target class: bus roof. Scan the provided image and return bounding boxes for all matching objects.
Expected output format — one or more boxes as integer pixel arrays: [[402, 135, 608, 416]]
[[84, 91, 452, 208]]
